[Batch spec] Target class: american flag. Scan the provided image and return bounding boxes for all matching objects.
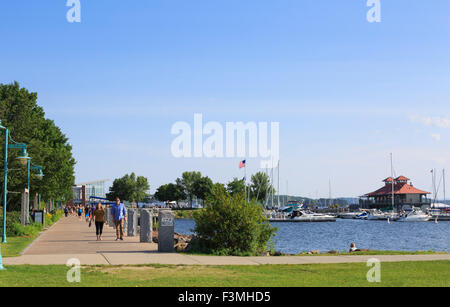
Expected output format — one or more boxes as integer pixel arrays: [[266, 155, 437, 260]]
[[239, 160, 246, 169]]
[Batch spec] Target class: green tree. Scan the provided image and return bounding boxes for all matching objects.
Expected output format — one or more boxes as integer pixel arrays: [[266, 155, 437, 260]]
[[227, 177, 246, 197], [154, 183, 186, 202], [193, 176, 214, 205], [249, 172, 274, 203], [106, 173, 150, 203], [176, 171, 202, 208], [191, 186, 277, 256], [0, 82, 76, 211]]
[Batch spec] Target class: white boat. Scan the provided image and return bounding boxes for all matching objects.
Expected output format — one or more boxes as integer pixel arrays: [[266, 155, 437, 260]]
[[337, 212, 361, 219], [290, 210, 336, 222], [397, 209, 431, 222], [367, 210, 398, 221], [355, 211, 368, 220], [367, 210, 386, 220]]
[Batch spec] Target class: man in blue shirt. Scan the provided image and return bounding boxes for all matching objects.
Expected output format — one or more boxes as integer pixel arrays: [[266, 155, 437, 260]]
[[111, 197, 127, 241]]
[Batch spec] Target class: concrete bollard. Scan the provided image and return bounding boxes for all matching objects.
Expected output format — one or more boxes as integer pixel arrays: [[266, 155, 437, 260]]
[[140, 209, 153, 243], [123, 213, 128, 234], [107, 207, 114, 227], [158, 210, 175, 253], [105, 207, 110, 225], [127, 208, 138, 237]]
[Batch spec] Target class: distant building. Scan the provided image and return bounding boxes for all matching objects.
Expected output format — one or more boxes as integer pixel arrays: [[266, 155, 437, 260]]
[[360, 176, 431, 211], [67, 179, 109, 206]]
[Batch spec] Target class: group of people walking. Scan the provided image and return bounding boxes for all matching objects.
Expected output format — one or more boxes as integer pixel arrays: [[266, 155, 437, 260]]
[[64, 197, 127, 241]]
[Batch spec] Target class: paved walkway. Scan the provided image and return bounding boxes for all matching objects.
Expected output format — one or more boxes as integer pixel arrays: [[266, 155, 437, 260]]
[[4, 216, 450, 266]]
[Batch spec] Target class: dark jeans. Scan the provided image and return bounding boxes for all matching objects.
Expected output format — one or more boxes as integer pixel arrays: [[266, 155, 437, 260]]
[[95, 221, 104, 236]]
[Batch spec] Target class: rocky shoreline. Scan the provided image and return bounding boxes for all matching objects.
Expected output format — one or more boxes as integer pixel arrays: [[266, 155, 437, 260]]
[[153, 230, 194, 252], [152, 231, 346, 255]]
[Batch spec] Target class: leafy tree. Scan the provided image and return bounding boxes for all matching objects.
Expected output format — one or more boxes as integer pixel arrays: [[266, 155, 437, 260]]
[[106, 173, 150, 203], [227, 177, 246, 197], [154, 183, 186, 202], [176, 171, 202, 207], [0, 82, 75, 211], [191, 186, 277, 256], [193, 176, 213, 205], [249, 172, 274, 203]]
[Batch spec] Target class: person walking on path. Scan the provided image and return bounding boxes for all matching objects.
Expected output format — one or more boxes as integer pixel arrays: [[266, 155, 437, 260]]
[[111, 197, 127, 241], [77, 206, 83, 221], [93, 203, 106, 241]]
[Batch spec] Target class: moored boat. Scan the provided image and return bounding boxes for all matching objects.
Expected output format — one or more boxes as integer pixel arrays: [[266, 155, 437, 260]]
[[397, 208, 431, 222], [337, 212, 361, 219]]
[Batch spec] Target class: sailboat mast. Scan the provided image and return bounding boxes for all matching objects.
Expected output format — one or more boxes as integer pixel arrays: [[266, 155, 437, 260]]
[[329, 178, 332, 208], [277, 160, 280, 208], [443, 169, 446, 203], [271, 162, 274, 208], [286, 180, 289, 203], [391, 153, 394, 210]]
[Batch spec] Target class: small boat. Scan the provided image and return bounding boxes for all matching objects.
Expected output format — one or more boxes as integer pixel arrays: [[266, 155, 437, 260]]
[[367, 210, 398, 221], [397, 209, 431, 222], [355, 211, 368, 220], [290, 210, 336, 222], [337, 212, 361, 219], [367, 210, 386, 220]]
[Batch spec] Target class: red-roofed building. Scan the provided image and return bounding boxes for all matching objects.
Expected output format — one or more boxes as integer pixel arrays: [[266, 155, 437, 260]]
[[360, 176, 431, 210]]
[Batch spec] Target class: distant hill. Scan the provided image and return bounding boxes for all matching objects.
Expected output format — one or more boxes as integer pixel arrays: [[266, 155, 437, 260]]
[[266, 195, 359, 208]]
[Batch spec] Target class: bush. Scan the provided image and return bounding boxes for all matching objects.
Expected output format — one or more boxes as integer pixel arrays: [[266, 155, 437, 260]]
[[0, 208, 64, 237], [190, 187, 277, 256], [0, 210, 22, 236], [45, 210, 64, 227], [12, 222, 43, 237]]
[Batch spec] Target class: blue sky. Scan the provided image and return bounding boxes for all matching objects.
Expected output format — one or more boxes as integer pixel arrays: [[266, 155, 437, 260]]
[[1, 1, 449, 198]]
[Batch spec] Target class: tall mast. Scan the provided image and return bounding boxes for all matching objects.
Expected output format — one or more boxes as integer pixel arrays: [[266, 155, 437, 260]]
[[432, 169, 436, 205], [277, 160, 280, 208], [271, 162, 274, 208], [329, 178, 332, 207], [391, 153, 394, 210], [286, 180, 289, 203], [244, 159, 247, 202], [443, 169, 446, 203]]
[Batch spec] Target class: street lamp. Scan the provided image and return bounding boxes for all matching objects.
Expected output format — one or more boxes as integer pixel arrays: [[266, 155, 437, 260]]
[[0, 121, 9, 245], [0, 121, 29, 243], [27, 160, 44, 214], [0, 121, 5, 270]]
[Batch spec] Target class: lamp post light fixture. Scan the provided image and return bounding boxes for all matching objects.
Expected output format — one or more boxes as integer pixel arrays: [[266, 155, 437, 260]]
[[27, 160, 44, 216], [0, 120, 32, 266], [0, 120, 29, 243], [0, 121, 6, 269], [0, 121, 9, 244]]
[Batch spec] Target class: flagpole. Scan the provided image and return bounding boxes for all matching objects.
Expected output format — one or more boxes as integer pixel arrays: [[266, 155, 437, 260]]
[[244, 160, 247, 202], [277, 160, 280, 208]]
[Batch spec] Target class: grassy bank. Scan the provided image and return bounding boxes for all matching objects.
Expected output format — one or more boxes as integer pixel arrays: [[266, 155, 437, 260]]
[[1, 261, 449, 287]]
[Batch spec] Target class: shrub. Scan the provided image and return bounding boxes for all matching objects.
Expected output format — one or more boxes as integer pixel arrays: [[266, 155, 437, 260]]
[[191, 187, 277, 256], [12, 222, 43, 237], [0, 210, 22, 236]]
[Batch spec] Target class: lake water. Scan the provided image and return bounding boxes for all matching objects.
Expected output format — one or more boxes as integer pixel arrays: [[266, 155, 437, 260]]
[[175, 219, 450, 254]]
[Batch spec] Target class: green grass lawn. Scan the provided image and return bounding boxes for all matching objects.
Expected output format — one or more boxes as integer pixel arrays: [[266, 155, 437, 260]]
[[1, 236, 37, 258], [1, 261, 449, 287]]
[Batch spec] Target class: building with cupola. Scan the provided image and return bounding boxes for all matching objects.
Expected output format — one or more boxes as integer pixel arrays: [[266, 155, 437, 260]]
[[359, 176, 431, 211]]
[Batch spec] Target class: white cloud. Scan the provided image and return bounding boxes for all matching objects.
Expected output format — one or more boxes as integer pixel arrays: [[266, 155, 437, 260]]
[[410, 115, 450, 128]]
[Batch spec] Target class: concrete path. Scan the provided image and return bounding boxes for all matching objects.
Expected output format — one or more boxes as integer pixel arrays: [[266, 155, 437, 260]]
[[4, 216, 450, 266]]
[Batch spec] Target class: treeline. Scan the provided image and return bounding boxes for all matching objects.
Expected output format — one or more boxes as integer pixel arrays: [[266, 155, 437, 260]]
[[0, 82, 76, 211], [154, 171, 275, 206]]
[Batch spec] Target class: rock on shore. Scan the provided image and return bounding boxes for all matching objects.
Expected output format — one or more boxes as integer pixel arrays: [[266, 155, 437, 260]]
[[152, 230, 193, 252]]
